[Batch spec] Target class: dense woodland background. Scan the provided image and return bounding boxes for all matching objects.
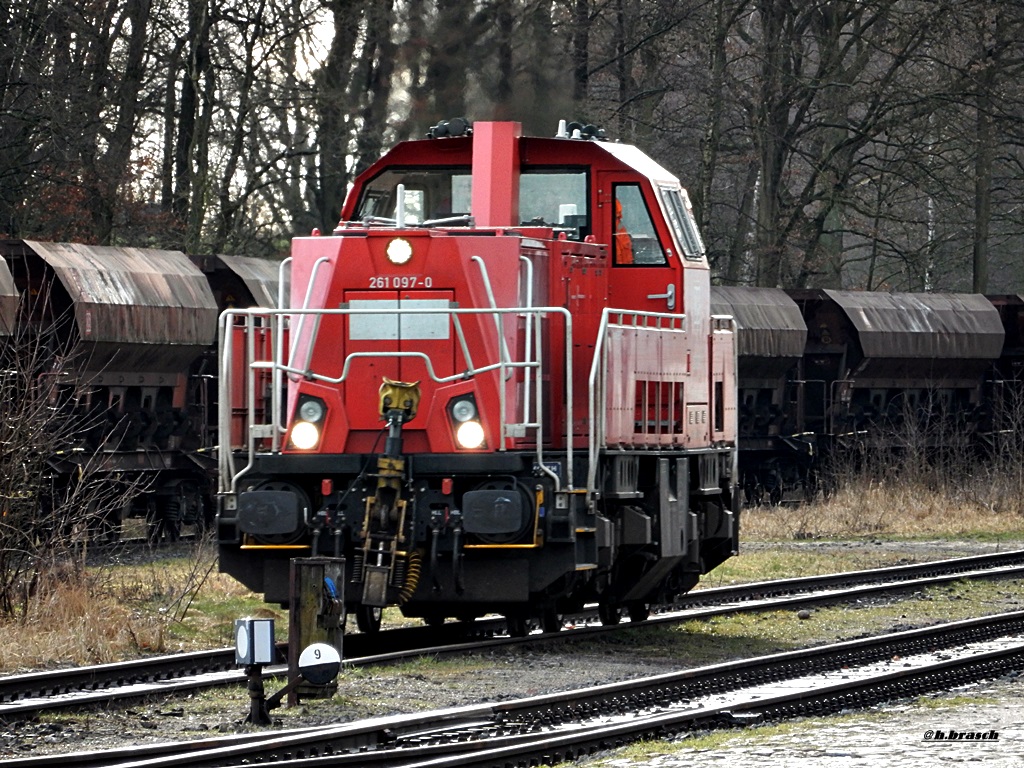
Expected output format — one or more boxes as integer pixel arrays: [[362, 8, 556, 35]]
[[3, 0, 1024, 291]]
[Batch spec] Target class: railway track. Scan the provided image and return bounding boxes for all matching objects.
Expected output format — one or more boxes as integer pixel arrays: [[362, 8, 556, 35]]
[[1, 548, 1023, 720], [5, 610, 1023, 767]]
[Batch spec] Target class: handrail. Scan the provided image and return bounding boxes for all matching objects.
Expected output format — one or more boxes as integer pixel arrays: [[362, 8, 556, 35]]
[[217, 312, 233, 488], [272, 257, 292, 452], [586, 307, 688, 505], [287, 257, 331, 377], [219, 303, 572, 495], [518, 255, 534, 429], [470, 256, 515, 379]]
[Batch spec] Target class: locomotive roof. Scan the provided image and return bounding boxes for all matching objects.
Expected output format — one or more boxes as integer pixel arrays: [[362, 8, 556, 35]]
[[353, 133, 673, 175], [0, 251, 17, 335], [342, 126, 685, 223], [710, 286, 806, 359], [823, 289, 1004, 360]]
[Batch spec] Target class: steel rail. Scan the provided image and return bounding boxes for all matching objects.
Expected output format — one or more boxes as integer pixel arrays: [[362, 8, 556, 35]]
[[8, 611, 1024, 767], [2, 548, 1023, 719]]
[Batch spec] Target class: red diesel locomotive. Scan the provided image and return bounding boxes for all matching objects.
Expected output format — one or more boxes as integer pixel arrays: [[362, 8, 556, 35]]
[[216, 120, 739, 633]]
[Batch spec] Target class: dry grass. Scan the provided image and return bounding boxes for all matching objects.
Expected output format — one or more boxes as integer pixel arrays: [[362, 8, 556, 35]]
[[0, 573, 167, 671], [743, 475, 1024, 541], [0, 537, 272, 673]]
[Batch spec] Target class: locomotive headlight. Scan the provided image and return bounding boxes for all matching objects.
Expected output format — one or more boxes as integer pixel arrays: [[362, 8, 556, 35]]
[[386, 237, 413, 265], [455, 420, 486, 449], [450, 398, 477, 423], [449, 394, 485, 449], [290, 421, 320, 450], [299, 398, 325, 422]]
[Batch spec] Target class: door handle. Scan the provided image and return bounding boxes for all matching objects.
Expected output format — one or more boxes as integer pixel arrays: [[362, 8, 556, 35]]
[[646, 283, 676, 310]]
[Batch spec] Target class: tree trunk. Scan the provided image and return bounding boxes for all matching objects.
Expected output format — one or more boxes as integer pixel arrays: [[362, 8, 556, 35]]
[[572, 0, 590, 106], [175, 0, 211, 226], [972, 51, 995, 294], [314, 0, 365, 231], [352, 0, 397, 177]]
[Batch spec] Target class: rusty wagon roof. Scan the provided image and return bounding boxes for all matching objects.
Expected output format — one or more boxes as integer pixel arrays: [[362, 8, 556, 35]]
[[824, 289, 1004, 360], [23, 241, 218, 349], [214, 253, 284, 308], [710, 286, 807, 359]]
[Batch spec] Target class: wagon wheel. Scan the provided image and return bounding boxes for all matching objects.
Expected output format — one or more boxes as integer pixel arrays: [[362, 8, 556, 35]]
[[89, 498, 124, 545], [147, 498, 181, 545], [505, 615, 530, 637]]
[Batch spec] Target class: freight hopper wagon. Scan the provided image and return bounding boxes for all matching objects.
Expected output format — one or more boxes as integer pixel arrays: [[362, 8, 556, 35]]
[[983, 294, 1024, 454], [711, 287, 810, 505], [0, 257, 16, 336], [790, 289, 1004, 470], [217, 120, 739, 633], [0, 240, 281, 541]]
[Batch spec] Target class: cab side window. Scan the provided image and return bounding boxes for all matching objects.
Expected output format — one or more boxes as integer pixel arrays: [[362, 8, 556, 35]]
[[613, 184, 666, 266], [519, 171, 588, 239]]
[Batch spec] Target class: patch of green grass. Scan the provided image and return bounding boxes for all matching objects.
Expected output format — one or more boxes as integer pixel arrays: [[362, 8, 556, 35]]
[[696, 539, 1024, 591], [695, 548, 914, 587], [387, 654, 494, 675], [552, 578, 1023, 670], [673, 579, 1019, 655]]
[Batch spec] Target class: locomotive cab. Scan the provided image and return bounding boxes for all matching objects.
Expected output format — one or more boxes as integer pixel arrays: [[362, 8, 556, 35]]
[[217, 120, 739, 634]]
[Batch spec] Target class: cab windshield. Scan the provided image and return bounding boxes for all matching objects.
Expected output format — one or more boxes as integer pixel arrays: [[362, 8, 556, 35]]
[[355, 167, 590, 239]]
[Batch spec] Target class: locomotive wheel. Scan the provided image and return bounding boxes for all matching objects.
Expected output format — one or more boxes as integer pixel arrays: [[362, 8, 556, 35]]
[[505, 615, 530, 637], [598, 601, 622, 626], [541, 607, 563, 633], [627, 602, 650, 623], [355, 605, 383, 634]]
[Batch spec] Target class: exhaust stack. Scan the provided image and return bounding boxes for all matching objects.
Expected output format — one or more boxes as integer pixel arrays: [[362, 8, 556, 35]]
[[471, 122, 521, 228]]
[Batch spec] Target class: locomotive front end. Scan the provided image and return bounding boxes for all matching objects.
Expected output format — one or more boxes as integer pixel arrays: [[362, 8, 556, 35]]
[[218, 214, 586, 630]]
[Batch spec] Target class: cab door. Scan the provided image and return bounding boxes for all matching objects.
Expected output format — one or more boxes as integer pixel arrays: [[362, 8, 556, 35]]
[[601, 176, 681, 315]]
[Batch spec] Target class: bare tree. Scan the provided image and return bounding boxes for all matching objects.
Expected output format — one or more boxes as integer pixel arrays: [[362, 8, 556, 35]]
[[0, 298, 141, 618], [4, 0, 1024, 289]]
